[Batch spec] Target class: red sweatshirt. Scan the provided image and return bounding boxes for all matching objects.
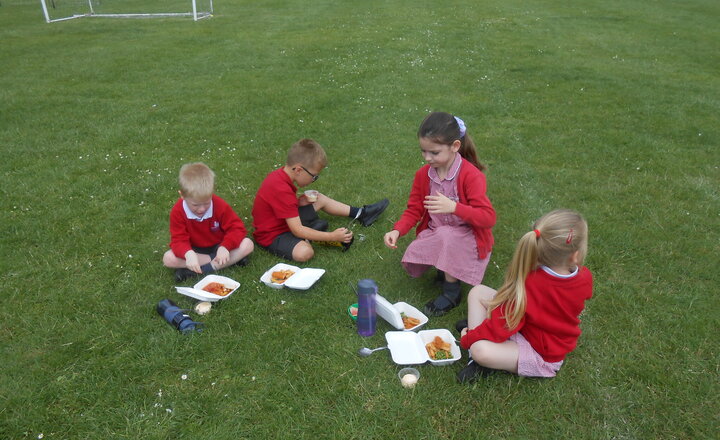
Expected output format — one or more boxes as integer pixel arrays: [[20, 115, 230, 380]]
[[169, 194, 247, 258], [393, 158, 495, 259], [460, 267, 593, 362]]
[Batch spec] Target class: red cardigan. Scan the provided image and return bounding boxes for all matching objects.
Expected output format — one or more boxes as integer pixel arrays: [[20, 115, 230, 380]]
[[392, 158, 495, 259], [460, 267, 594, 362], [169, 194, 247, 258]]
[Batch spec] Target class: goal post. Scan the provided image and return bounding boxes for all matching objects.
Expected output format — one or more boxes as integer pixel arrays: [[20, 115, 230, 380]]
[[40, 0, 214, 23]]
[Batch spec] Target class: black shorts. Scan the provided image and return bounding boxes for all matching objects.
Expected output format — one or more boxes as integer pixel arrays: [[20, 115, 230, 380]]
[[263, 205, 319, 260], [192, 244, 220, 260]]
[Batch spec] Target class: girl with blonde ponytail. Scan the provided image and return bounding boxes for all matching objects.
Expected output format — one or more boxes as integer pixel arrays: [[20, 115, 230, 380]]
[[456, 209, 593, 382]]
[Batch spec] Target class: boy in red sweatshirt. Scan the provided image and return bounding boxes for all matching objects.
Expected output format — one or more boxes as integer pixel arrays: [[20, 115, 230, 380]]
[[163, 162, 254, 282]]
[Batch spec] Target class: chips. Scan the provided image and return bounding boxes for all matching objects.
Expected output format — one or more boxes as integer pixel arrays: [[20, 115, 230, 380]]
[[425, 336, 452, 360], [401, 314, 421, 330], [202, 282, 233, 296], [270, 269, 295, 284]]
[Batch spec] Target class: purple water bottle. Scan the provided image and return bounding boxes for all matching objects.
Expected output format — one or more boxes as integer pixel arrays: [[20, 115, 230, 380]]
[[356, 279, 377, 337]]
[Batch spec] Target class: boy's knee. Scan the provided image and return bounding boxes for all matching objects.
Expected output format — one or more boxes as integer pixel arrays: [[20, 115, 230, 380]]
[[162, 250, 178, 267], [292, 242, 314, 262], [242, 238, 255, 254]]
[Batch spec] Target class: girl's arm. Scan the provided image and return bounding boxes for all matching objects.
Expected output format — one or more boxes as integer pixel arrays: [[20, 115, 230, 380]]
[[392, 167, 428, 236], [453, 170, 495, 229]]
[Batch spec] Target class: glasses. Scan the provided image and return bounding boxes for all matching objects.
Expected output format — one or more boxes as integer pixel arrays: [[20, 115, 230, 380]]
[[300, 165, 319, 182]]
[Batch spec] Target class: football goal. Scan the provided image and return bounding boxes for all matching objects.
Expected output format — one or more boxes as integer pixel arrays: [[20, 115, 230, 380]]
[[40, 0, 213, 23]]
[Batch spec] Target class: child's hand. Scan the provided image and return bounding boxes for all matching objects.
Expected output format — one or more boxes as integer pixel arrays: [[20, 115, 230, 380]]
[[460, 327, 468, 338], [384, 230, 400, 249], [424, 191, 457, 214], [184, 250, 202, 274], [330, 227, 353, 243], [213, 246, 230, 267]]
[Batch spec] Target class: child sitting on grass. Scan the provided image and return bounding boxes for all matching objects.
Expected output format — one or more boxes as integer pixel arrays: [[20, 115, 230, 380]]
[[163, 162, 254, 282], [456, 209, 593, 383], [384, 112, 495, 316], [252, 138, 389, 262]]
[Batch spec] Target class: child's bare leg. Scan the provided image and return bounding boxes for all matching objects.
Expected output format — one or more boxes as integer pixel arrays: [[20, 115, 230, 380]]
[[312, 193, 351, 217], [291, 240, 315, 262], [162, 250, 212, 269], [212, 238, 254, 270], [469, 340, 519, 374], [467, 284, 496, 329]]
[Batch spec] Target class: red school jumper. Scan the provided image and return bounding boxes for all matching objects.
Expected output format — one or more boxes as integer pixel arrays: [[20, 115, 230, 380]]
[[392, 158, 495, 259], [460, 267, 594, 363], [169, 194, 247, 258]]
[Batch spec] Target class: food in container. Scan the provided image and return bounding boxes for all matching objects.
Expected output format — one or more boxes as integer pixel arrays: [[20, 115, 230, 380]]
[[385, 329, 461, 366], [374, 294, 428, 331], [175, 275, 240, 302], [260, 263, 325, 290]]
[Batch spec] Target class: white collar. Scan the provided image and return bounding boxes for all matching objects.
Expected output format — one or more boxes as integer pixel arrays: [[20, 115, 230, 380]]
[[428, 153, 462, 183], [182, 199, 214, 221], [540, 265, 579, 279]]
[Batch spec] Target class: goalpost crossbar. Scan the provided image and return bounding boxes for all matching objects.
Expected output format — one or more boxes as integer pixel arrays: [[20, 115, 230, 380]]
[[40, 0, 214, 23]]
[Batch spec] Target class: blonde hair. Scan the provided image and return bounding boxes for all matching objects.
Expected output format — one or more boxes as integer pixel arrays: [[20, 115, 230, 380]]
[[178, 162, 215, 200], [286, 138, 327, 169], [488, 209, 589, 330]]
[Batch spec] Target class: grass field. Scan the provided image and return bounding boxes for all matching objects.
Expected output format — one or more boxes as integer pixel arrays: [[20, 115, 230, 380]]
[[1, 0, 718, 438]]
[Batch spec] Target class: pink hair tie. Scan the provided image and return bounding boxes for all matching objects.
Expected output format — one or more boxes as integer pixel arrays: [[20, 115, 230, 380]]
[[566, 228, 574, 244], [533, 229, 541, 238]]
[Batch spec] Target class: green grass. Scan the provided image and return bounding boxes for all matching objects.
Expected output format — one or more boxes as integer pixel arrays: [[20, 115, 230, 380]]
[[1, 0, 718, 438]]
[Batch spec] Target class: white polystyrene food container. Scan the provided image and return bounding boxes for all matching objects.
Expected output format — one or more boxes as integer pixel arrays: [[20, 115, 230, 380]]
[[260, 263, 325, 290], [375, 293, 428, 331], [385, 329, 461, 366], [175, 274, 240, 303]]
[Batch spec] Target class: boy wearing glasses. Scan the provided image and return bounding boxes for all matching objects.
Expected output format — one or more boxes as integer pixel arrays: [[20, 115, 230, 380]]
[[252, 138, 389, 262]]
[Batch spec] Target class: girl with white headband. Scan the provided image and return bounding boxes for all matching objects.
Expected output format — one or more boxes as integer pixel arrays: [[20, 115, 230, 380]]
[[384, 112, 496, 316]]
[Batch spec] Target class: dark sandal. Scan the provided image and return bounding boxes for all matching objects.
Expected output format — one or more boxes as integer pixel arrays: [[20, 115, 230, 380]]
[[424, 281, 461, 316]]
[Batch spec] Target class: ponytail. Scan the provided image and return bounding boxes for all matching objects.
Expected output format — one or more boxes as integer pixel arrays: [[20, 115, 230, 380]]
[[458, 133, 485, 172], [487, 231, 538, 330]]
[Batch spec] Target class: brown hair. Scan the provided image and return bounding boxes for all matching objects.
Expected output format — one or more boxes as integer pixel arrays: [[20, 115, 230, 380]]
[[178, 162, 215, 200], [488, 209, 589, 329], [286, 138, 328, 169], [417, 112, 485, 171]]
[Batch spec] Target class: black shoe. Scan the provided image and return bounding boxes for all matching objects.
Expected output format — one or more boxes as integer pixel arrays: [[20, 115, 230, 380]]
[[455, 319, 468, 334], [235, 256, 250, 267], [175, 268, 199, 283], [424, 280, 461, 317], [457, 360, 496, 384], [358, 198, 389, 226]]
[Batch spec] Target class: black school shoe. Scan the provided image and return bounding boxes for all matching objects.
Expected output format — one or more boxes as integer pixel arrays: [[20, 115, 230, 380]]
[[457, 360, 496, 384], [358, 198, 390, 226], [175, 268, 200, 283], [424, 280, 461, 317]]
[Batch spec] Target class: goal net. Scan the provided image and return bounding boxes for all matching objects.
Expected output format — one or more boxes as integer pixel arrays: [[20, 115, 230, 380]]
[[40, 0, 214, 23]]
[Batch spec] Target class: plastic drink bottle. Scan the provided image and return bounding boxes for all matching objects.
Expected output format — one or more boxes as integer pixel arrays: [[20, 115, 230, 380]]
[[156, 299, 203, 334], [356, 279, 377, 337]]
